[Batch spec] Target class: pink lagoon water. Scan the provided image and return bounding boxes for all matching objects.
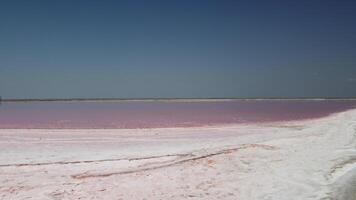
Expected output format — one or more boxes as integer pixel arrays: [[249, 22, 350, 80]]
[[0, 100, 355, 129]]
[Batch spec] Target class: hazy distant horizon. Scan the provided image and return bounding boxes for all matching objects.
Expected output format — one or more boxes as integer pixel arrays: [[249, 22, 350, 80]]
[[3, 97, 356, 102]]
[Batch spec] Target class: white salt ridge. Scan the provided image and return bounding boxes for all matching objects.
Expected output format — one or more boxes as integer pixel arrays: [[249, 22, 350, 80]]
[[1, 109, 356, 199]]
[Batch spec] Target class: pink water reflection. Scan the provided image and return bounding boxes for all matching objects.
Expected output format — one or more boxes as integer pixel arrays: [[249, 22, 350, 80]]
[[0, 100, 355, 129]]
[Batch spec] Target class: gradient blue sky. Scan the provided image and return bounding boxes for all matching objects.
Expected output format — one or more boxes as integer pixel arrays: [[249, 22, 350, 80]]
[[1, 0, 356, 99]]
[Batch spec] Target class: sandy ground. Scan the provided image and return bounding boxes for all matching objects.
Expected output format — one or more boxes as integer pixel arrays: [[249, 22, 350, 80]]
[[1, 109, 356, 200]]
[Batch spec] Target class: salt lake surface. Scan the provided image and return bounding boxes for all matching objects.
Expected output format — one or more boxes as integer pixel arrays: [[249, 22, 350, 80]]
[[0, 100, 355, 129]]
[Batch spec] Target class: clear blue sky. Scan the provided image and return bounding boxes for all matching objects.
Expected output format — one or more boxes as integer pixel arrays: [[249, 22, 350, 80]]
[[1, 0, 356, 99]]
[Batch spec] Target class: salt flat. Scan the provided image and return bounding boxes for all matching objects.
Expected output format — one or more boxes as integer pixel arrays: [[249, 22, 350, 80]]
[[1, 109, 356, 200]]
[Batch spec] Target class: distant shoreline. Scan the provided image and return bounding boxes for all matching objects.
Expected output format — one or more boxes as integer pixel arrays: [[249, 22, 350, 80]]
[[2, 97, 356, 103]]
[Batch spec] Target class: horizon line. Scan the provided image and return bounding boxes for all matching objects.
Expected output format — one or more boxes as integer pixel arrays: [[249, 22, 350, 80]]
[[2, 97, 356, 102]]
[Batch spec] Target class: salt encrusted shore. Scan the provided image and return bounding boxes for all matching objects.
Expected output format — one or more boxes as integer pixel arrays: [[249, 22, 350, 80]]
[[1, 109, 356, 200]]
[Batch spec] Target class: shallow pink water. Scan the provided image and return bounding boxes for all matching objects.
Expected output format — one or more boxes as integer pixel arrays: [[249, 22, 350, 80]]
[[0, 100, 355, 129]]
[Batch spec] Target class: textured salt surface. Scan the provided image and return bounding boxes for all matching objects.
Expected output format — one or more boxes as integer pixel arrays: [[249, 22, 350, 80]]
[[1, 109, 356, 199]]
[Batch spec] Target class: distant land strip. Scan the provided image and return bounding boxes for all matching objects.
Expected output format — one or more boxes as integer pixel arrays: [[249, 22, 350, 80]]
[[2, 97, 356, 102]]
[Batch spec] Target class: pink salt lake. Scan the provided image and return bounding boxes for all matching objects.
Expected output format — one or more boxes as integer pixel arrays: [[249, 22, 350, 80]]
[[0, 100, 355, 129]]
